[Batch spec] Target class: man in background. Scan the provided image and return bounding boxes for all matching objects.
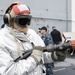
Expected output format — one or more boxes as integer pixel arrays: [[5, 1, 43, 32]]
[[39, 26, 53, 46], [51, 26, 62, 44], [39, 26, 54, 75]]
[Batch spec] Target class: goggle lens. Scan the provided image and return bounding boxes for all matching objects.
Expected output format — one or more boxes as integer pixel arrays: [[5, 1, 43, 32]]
[[18, 18, 30, 26], [13, 15, 32, 27]]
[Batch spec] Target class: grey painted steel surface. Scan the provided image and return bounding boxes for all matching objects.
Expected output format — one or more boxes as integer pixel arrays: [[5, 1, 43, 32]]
[[0, 0, 71, 33], [53, 57, 75, 75]]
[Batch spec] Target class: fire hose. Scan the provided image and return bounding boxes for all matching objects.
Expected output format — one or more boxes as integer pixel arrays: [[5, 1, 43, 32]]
[[14, 40, 75, 62]]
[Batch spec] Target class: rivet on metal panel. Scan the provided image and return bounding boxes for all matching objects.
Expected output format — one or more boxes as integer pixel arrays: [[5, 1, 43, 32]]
[[46, 9, 48, 11], [0, 9, 3, 12]]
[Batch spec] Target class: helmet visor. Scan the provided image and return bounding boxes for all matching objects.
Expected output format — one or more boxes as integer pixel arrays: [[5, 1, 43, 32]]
[[13, 15, 32, 27]]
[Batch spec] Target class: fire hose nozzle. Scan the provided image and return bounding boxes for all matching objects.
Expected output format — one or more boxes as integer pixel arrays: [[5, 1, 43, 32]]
[[70, 40, 75, 49]]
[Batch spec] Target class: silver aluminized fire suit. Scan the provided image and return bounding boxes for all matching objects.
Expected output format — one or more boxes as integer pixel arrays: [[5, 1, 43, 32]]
[[0, 25, 54, 75]]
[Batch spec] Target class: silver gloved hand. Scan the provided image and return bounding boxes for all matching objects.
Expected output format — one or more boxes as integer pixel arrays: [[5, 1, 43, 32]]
[[31, 46, 43, 64]]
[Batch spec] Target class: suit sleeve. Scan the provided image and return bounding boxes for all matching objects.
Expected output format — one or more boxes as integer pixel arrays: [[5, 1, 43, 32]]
[[0, 46, 37, 75]]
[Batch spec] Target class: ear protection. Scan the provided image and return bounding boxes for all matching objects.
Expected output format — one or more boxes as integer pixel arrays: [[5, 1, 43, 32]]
[[3, 3, 19, 24], [3, 13, 12, 24]]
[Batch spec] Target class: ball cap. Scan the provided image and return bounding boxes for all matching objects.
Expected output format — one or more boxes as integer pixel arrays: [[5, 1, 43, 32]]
[[39, 26, 47, 31]]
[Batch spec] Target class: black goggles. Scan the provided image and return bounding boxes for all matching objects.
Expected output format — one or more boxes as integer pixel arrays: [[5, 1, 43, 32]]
[[12, 15, 32, 27]]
